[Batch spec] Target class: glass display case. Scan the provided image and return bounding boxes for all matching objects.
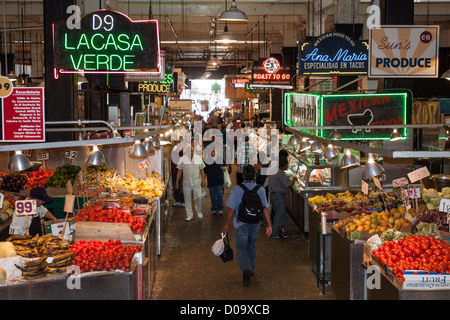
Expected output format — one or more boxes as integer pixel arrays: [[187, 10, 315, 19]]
[[286, 152, 333, 188]]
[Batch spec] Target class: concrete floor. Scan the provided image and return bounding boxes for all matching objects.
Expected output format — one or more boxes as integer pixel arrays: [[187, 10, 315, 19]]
[[150, 168, 335, 300]]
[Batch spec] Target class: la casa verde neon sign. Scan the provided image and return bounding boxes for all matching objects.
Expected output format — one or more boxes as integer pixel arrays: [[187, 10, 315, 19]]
[[53, 9, 161, 77]]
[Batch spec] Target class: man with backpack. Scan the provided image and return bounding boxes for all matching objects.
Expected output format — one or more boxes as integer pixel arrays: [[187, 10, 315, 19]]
[[221, 165, 272, 287]]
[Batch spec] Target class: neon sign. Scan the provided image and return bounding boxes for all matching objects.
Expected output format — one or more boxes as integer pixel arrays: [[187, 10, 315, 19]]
[[251, 57, 293, 88], [298, 32, 368, 75], [284, 91, 409, 140], [53, 10, 161, 76]]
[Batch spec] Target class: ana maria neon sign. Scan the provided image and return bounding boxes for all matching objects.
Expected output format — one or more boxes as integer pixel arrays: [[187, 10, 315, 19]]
[[53, 9, 161, 76]]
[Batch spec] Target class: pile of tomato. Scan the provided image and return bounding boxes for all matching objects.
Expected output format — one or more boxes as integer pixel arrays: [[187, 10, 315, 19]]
[[25, 168, 54, 190], [372, 235, 450, 282], [74, 205, 146, 233], [70, 239, 142, 273]]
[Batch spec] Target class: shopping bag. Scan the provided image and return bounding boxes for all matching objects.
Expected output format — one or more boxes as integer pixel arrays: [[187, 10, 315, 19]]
[[211, 233, 226, 256], [223, 170, 232, 189], [202, 187, 209, 202], [219, 233, 233, 263]]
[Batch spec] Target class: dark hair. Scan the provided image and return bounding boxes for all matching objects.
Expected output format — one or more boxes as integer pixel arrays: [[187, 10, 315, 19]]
[[279, 156, 288, 168], [279, 150, 289, 158], [243, 165, 256, 181]]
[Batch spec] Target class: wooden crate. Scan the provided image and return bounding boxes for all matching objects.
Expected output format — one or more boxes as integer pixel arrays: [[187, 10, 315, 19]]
[[73, 221, 137, 243]]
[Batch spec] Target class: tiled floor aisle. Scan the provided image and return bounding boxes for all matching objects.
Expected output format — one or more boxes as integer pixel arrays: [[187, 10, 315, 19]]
[[149, 169, 335, 300]]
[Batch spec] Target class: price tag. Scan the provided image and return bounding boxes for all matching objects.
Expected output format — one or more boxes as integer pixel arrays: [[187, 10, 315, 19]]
[[361, 180, 368, 195], [392, 177, 409, 188], [439, 199, 450, 213], [373, 176, 383, 190], [407, 166, 430, 183], [65, 151, 78, 160], [0, 76, 13, 98], [138, 160, 150, 171], [64, 195, 76, 213], [405, 187, 421, 199], [15, 200, 37, 216], [37, 151, 49, 161]]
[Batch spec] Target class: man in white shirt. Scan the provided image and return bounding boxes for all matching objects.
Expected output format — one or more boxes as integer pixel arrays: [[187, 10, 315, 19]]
[[176, 139, 206, 221], [9, 187, 61, 236]]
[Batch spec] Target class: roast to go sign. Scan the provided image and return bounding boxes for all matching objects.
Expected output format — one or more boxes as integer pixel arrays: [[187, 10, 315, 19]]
[[53, 9, 161, 75], [369, 25, 439, 78]]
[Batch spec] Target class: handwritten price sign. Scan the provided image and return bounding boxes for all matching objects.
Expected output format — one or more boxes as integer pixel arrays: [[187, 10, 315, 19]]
[[138, 160, 150, 171], [407, 167, 430, 183], [392, 177, 409, 188]]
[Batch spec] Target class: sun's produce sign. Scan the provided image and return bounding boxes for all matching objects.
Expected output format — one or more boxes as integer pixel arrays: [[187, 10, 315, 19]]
[[53, 9, 161, 76], [369, 25, 439, 78]]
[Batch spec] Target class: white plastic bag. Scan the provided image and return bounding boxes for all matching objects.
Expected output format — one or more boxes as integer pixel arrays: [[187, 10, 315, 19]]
[[223, 170, 232, 189], [211, 233, 226, 256], [202, 187, 209, 202]]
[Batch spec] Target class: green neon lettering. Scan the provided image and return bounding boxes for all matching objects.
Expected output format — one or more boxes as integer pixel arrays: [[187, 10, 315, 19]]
[[123, 55, 135, 71], [70, 54, 83, 70], [117, 34, 131, 51], [84, 54, 96, 70], [64, 33, 75, 50], [130, 35, 144, 51], [91, 33, 105, 50], [109, 55, 123, 71], [77, 33, 90, 50], [96, 54, 109, 70], [105, 33, 118, 50]]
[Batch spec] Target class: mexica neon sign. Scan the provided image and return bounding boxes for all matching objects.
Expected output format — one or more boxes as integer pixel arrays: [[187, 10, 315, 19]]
[[53, 9, 161, 76]]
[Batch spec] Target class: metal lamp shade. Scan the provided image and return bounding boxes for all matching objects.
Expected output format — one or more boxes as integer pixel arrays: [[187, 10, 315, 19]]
[[218, 0, 248, 22], [86, 149, 106, 166], [152, 137, 161, 150], [329, 130, 342, 140], [288, 135, 301, 146], [8, 152, 32, 171], [215, 27, 237, 43], [298, 138, 311, 153], [310, 140, 324, 153], [362, 161, 385, 180], [144, 139, 156, 156], [340, 149, 359, 169], [129, 141, 148, 159], [324, 144, 340, 161], [390, 129, 402, 142]]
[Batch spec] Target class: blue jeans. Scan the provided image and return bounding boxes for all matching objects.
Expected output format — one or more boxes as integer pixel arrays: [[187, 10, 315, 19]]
[[235, 223, 260, 274], [208, 184, 224, 212], [270, 194, 287, 237]]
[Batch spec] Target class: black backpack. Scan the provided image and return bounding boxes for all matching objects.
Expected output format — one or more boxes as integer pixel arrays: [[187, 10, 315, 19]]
[[237, 184, 264, 223]]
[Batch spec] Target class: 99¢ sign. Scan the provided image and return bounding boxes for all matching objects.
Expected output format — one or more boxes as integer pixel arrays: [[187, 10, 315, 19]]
[[15, 200, 37, 216], [0, 77, 13, 98]]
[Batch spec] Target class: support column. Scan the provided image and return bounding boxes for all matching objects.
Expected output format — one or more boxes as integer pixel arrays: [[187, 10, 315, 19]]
[[44, 0, 74, 142]]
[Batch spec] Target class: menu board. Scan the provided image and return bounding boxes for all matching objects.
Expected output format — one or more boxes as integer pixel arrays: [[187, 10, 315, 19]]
[[2, 87, 45, 142]]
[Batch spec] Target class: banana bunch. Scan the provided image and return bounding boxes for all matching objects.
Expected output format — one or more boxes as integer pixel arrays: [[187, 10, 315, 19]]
[[308, 195, 328, 205], [46, 252, 74, 274], [112, 172, 164, 198], [15, 256, 47, 280]]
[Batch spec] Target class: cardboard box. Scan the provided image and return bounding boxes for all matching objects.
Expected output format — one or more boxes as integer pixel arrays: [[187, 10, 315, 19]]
[[44, 221, 72, 236], [402, 271, 450, 290]]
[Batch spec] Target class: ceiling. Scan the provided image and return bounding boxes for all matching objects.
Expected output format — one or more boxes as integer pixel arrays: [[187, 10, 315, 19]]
[[1, 0, 450, 79]]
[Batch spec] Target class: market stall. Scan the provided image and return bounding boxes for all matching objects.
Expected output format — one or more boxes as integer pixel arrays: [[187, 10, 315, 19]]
[[0, 139, 168, 300]]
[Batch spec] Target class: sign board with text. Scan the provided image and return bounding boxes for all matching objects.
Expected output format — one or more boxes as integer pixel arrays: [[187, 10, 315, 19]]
[[369, 25, 439, 78], [53, 9, 161, 76], [2, 87, 45, 142], [298, 32, 368, 76]]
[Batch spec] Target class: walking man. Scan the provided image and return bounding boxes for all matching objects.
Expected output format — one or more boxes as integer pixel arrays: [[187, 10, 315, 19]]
[[176, 139, 206, 221], [222, 165, 272, 286]]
